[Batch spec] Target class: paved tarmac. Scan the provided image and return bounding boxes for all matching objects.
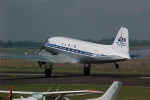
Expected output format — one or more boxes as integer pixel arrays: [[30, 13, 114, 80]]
[[0, 72, 150, 87]]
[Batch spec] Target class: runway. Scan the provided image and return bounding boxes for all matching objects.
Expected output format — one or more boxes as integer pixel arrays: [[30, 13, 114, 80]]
[[0, 72, 150, 87]]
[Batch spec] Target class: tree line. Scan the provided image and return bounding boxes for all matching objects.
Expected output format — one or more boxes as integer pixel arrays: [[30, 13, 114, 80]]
[[0, 40, 42, 48]]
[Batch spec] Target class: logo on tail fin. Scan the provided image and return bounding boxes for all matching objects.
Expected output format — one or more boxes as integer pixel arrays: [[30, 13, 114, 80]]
[[112, 26, 130, 58], [115, 33, 127, 47]]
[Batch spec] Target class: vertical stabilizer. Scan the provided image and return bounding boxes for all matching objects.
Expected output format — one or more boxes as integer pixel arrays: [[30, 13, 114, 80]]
[[112, 27, 130, 59], [87, 81, 122, 100], [99, 81, 122, 100]]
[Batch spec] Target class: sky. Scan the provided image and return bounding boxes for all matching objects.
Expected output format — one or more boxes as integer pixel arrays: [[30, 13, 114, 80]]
[[1, 0, 150, 41]]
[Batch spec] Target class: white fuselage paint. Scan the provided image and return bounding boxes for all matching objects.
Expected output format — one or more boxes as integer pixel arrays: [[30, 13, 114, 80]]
[[42, 36, 129, 64]]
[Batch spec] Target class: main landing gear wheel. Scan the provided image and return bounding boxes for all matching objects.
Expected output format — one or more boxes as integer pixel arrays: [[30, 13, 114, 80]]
[[37, 61, 53, 78], [45, 68, 52, 78], [83, 64, 91, 76], [114, 62, 119, 69]]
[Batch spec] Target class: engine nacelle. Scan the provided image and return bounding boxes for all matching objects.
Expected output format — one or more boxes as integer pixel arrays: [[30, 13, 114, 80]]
[[38, 61, 46, 68]]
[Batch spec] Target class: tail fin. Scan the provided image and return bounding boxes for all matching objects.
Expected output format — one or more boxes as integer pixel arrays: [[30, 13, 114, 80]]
[[98, 81, 122, 100], [112, 27, 130, 59], [86, 81, 122, 100], [8, 86, 13, 100]]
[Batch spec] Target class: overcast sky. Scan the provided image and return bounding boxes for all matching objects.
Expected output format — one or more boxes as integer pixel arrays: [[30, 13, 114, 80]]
[[1, 0, 150, 41]]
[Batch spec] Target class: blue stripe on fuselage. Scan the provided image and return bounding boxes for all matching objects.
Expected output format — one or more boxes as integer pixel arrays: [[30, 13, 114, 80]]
[[46, 43, 95, 57]]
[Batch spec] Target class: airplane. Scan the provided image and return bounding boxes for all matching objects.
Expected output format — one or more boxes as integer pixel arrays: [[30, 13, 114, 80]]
[[0, 26, 130, 77], [0, 81, 121, 100], [87, 81, 122, 100], [0, 87, 103, 100], [36, 26, 130, 77]]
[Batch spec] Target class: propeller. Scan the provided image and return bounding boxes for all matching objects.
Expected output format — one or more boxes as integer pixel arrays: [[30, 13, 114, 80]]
[[36, 37, 49, 55], [24, 36, 50, 57]]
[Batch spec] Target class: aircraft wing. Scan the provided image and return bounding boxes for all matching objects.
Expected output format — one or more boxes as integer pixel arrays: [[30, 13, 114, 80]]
[[0, 90, 34, 94], [41, 90, 104, 95], [0, 90, 103, 95], [0, 54, 50, 62], [0, 50, 79, 63], [0, 51, 52, 62]]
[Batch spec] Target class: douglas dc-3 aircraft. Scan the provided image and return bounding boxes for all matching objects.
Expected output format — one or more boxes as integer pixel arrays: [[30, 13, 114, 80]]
[[0, 81, 121, 100], [35, 26, 130, 77], [0, 27, 130, 77]]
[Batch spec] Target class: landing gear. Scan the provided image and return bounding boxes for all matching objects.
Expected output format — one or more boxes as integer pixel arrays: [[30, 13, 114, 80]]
[[45, 68, 52, 77], [114, 62, 119, 69], [44, 64, 53, 78], [38, 61, 53, 78], [83, 64, 91, 76]]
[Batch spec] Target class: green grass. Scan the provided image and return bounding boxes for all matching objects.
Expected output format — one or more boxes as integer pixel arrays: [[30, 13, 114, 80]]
[[0, 84, 149, 100]]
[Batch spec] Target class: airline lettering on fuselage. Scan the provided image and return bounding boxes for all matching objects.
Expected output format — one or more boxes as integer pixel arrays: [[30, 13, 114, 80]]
[[46, 43, 95, 57]]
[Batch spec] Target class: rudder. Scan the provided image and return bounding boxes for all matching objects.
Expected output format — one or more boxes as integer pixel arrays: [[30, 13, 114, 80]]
[[99, 81, 122, 100]]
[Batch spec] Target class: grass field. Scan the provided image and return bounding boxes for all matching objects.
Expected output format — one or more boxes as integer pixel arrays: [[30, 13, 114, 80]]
[[0, 59, 150, 100]]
